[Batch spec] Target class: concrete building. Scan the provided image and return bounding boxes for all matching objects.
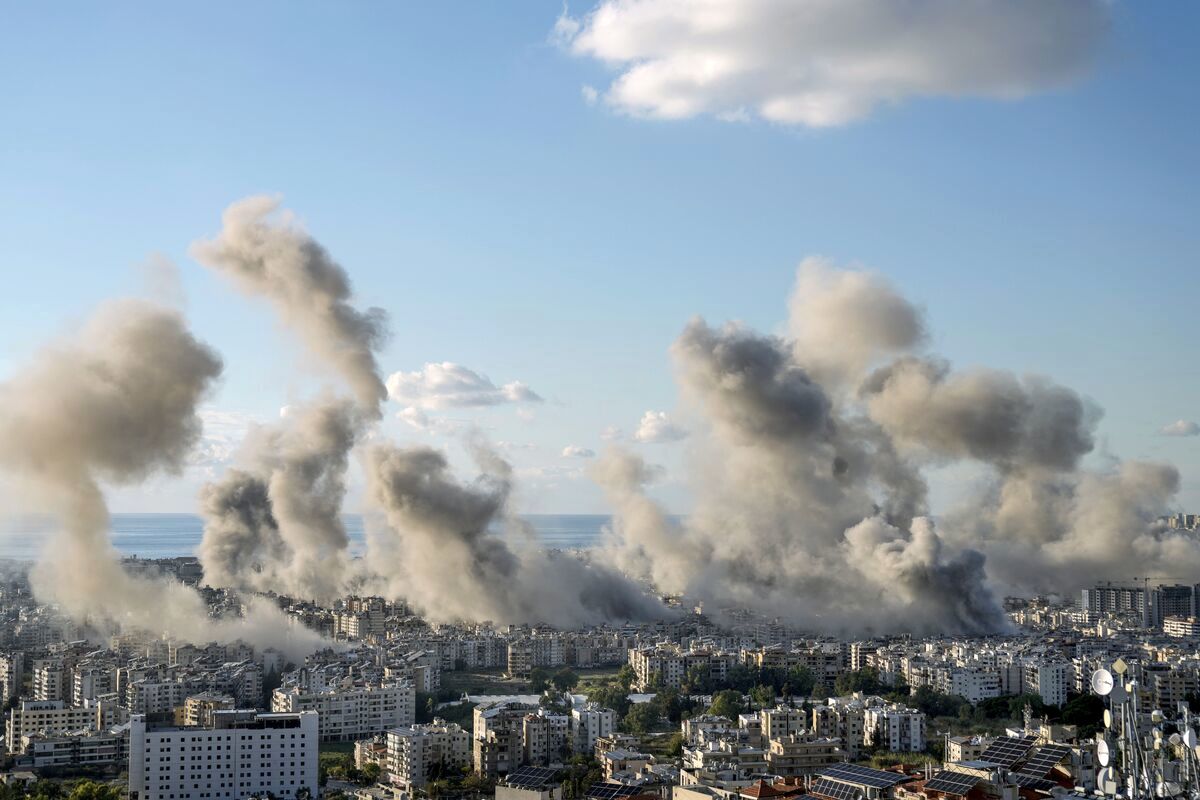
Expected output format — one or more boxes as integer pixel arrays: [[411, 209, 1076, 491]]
[[385, 720, 471, 790], [570, 704, 615, 754], [128, 710, 318, 800], [764, 733, 846, 777], [5, 699, 126, 754], [1023, 661, 1072, 708], [272, 681, 414, 742], [863, 704, 925, 753]]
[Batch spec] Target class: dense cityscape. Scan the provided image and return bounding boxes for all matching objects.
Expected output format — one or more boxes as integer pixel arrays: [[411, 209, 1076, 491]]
[[2, 4, 1196, 800], [4, 552, 1200, 800]]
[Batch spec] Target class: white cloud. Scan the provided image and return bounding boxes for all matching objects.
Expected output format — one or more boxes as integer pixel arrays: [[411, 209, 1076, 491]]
[[1160, 420, 1200, 438], [562, 445, 597, 458], [581, 85, 599, 105], [600, 425, 624, 441], [633, 410, 688, 443], [396, 406, 469, 436], [191, 408, 257, 468], [557, 0, 1108, 127], [386, 362, 544, 410]]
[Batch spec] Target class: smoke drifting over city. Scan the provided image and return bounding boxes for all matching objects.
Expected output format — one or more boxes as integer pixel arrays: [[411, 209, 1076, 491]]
[[0, 205, 1194, 645]]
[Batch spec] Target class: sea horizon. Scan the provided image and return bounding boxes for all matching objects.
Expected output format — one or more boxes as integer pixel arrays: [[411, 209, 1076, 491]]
[[0, 512, 611, 562]]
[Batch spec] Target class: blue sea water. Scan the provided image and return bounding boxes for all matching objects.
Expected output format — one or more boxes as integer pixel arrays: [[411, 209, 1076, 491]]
[[0, 513, 609, 562]]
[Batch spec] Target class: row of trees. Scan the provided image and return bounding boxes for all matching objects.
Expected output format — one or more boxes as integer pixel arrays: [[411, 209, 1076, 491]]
[[0, 781, 122, 800]]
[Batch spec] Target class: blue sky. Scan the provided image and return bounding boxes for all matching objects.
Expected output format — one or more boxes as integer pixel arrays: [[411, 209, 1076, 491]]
[[0, 1, 1196, 514]]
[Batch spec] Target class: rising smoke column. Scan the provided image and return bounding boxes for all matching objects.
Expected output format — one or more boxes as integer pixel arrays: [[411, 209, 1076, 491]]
[[595, 257, 1199, 635], [365, 440, 665, 627], [0, 300, 325, 656], [192, 197, 387, 601], [190, 195, 389, 411]]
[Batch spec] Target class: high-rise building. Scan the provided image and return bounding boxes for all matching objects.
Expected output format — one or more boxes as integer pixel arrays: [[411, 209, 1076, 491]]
[[128, 710, 318, 800]]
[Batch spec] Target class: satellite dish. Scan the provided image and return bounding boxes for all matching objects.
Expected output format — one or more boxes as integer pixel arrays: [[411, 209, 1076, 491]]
[[1169, 733, 1182, 746], [1184, 730, 1196, 749], [1093, 669, 1115, 696], [1104, 710, 1113, 729], [1166, 782, 1183, 796], [1152, 710, 1166, 724], [1098, 740, 1112, 766], [1113, 658, 1128, 675]]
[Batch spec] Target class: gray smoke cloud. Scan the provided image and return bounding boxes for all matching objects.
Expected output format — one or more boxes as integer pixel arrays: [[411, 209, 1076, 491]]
[[193, 197, 385, 602], [0, 300, 325, 657], [197, 398, 365, 601], [596, 259, 1193, 634], [190, 195, 389, 412], [365, 440, 665, 627]]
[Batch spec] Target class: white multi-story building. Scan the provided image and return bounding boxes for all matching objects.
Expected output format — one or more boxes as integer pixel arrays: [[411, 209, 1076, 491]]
[[129, 710, 318, 800], [272, 681, 414, 742], [863, 703, 925, 753], [944, 667, 1001, 704], [1024, 661, 1072, 708], [5, 699, 126, 754], [0, 652, 25, 703], [759, 706, 807, 741], [32, 659, 66, 702], [570, 705, 615, 754], [385, 721, 472, 789]]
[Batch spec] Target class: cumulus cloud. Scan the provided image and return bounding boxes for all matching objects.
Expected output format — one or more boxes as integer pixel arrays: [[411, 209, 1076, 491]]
[[386, 362, 543, 409], [1160, 420, 1200, 438], [633, 410, 689, 443], [562, 445, 597, 458], [558, 0, 1109, 127], [396, 406, 470, 436], [601, 425, 625, 441]]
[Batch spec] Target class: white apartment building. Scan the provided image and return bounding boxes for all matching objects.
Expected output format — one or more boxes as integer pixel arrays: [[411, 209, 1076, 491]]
[[271, 681, 414, 742], [5, 699, 126, 754], [0, 652, 25, 703], [386, 720, 471, 790], [759, 706, 807, 741], [944, 667, 1001, 704], [129, 710, 318, 800], [1024, 661, 1072, 708], [570, 705, 614, 754], [628, 646, 736, 691], [863, 704, 925, 753], [33, 660, 66, 702]]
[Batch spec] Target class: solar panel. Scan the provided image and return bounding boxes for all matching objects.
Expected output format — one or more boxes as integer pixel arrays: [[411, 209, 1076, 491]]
[[979, 735, 1038, 767], [1009, 772, 1056, 791], [924, 770, 980, 796], [820, 764, 911, 789], [506, 766, 561, 788], [586, 783, 642, 800], [1018, 744, 1071, 777], [811, 778, 860, 800]]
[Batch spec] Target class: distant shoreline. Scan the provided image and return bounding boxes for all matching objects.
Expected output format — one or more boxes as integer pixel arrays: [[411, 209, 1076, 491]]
[[0, 512, 610, 561]]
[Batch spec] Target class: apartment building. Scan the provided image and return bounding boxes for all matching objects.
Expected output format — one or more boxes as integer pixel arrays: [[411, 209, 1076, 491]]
[[386, 720, 471, 790], [570, 704, 615, 754], [129, 710, 318, 800], [863, 704, 925, 753], [271, 680, 414, 742]]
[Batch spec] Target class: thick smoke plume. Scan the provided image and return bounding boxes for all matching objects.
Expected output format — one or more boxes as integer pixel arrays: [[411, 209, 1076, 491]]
[[193, 197, 384, 602], [365, 440, 665, 627], [197, 398, 365, 601], [0, 301, 324, 657], [595, 258, 1194, 634], [190, 195, 389, 412]]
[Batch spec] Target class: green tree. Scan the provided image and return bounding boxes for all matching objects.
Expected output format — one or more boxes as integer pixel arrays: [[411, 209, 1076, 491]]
[[360, 763, 382, 785], [621, 702, 661, 734], [589, 684, 632, 718], [835, 668, 885, 696], [552, 668, 580, 693], [530, 667, 552, 693], [750, 685, 776, 708], [786, 666, 816, 698], [708, 689, 744, 720], [66, 782, 121, 800], [616, 664, 636, 690]]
